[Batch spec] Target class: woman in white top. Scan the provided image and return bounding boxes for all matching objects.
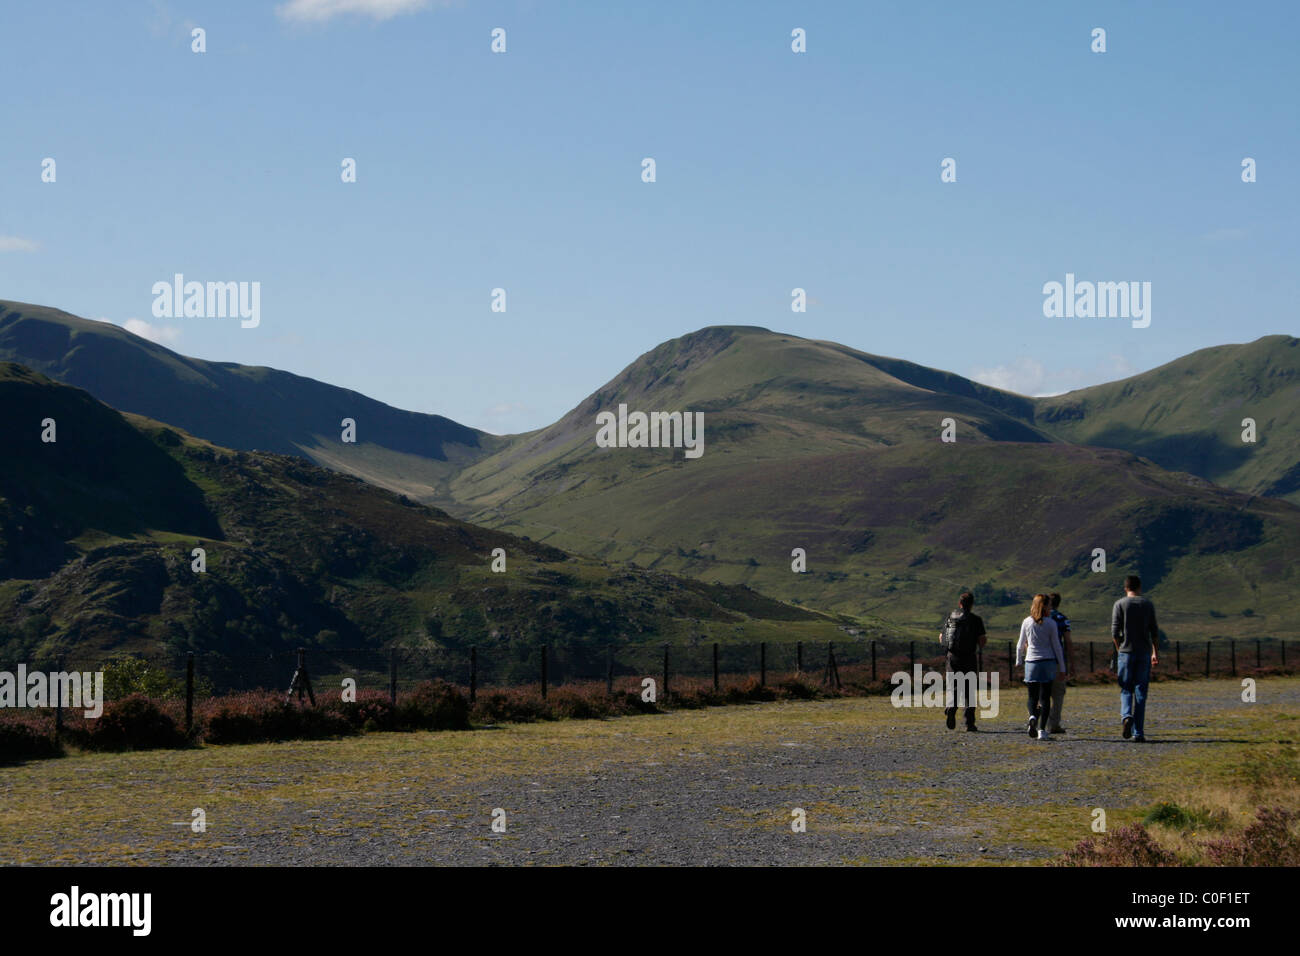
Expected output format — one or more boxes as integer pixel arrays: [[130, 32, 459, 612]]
[[1016, 593, 1067, 739]]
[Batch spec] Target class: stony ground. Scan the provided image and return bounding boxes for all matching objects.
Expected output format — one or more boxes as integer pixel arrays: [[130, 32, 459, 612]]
[[2, 677, 1295, 866]]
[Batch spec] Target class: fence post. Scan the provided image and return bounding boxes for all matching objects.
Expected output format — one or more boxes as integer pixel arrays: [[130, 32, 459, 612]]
[[540, 644, 548, 699], [1256, 639, 1261, 669], [712, 642, 719, 691], [1206, 641, 1211, 678], [1089, 642, 1094, 673], [760, 643, 767, 687], [662, 644, 670, 700], [186, 652, 195, 735], [606, 644, 614, 696], [1175, 641, 1180, 672], [389, 648, 397, 706], [796, 641, 803, 676], [469, 646, 477, 705], [871, 640, 877, 682], [1231, 639, 1236, 677]]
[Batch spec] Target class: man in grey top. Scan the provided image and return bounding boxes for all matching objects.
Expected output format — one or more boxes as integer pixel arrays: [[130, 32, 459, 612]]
[[1112, 575, 1160, 742]]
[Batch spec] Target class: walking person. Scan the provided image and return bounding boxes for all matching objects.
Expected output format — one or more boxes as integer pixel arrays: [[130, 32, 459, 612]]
[[1016, 594, 1066, 740], [939, 591, 987, 731], [1112, 575, 1159, 742], [1047, 593, 1072, 733]]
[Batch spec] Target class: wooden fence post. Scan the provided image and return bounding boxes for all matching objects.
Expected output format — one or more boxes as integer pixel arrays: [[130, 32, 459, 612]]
[[540, 644, 548, 699], [469, 646, 477, 705], [796, 641, 803, 676], [606, 644, 614, 696], [712, 642, 719, 691], [871, 640, 877, 682], [1205, 641, 1211, 678], [389, 648, 397, 706], [760, 643, 766, 687], [1089, 642, 1094, 673]]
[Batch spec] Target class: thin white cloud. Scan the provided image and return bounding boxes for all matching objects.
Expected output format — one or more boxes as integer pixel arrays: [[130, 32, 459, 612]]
[[969, 358, 1051, 396], [276, 0, 446, 23], [482, 401, 530, 420], [970, 353, 1141, 397], [0, 236, 39, 253], [119, 317, 182, 346]]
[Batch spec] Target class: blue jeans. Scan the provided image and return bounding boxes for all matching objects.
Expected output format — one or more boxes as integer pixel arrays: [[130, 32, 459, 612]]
[[1117, 652, 1151, 736]]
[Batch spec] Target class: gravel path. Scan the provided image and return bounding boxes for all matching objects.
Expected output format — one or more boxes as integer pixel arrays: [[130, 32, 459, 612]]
[[3, 678, 1294, 866]]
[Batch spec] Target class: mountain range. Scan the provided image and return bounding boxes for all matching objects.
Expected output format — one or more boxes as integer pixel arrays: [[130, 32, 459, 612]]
[[2, 298, 1297, 650]]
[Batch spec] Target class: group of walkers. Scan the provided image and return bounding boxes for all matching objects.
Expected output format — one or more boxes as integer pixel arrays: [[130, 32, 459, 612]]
[[937, 576, 1160, 741]]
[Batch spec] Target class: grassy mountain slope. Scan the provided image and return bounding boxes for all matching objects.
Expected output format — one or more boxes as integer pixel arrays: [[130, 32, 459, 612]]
[[446, 328, 1300, 641], [0, 300, 501, 505], [1034, 335, 1300, 504], [451, 326, 1051, 514], [0, 363, 838, 671]]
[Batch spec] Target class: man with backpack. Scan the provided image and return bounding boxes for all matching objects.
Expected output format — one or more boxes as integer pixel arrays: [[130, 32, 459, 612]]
[[939, 591, 988, 731], [1047, 593, 1072, 733]]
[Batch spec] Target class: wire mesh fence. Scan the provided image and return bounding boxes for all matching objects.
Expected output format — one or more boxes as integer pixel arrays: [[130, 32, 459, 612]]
[[3, 636, 1294, 706]]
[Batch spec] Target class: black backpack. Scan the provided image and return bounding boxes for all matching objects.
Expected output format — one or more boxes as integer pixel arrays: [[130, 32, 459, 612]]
[[942, 610, 978, 657]]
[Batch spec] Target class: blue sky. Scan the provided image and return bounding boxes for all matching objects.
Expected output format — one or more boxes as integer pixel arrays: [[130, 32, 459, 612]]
[[2, 0, 1296, 434]]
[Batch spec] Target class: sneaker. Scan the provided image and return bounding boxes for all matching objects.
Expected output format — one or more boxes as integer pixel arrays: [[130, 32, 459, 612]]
[[1038, 729, 1051, 740], [1133, 735, 1146, 743], [965, 725, 979, 733], [945, 709, 956, 730], [1050, 726, 1065, 734], [1122, 716, 1133, 739], [1027, 715, 1038, 737]]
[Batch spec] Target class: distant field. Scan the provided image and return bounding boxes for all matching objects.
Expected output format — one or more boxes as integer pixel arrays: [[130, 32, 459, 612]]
[[1, 677, 1295, 866]]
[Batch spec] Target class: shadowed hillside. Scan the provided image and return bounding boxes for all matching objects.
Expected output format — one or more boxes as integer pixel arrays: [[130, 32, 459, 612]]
[[0, 363, 837, 665], [0, 300, 502, 505]]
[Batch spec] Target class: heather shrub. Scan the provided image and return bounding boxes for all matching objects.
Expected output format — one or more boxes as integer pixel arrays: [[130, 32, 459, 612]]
[[67, 694, 187, 752], [1203, 807, 1300, 866], [323, 689, 398, 732], [1057, 823, 1181, 867], [203, 692, 354, 744], [395, 680, 470, 731], [471, 688, 550, 724], [0, 714, 60, 762], [778, 677, 820, 700]]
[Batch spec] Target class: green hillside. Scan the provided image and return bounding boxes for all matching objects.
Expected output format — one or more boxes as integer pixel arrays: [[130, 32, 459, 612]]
[[444, 328, 1300, 641], [0, 363, 840, 668], [1034, 335, 1300, 504], [0, 300, 501, 506]]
